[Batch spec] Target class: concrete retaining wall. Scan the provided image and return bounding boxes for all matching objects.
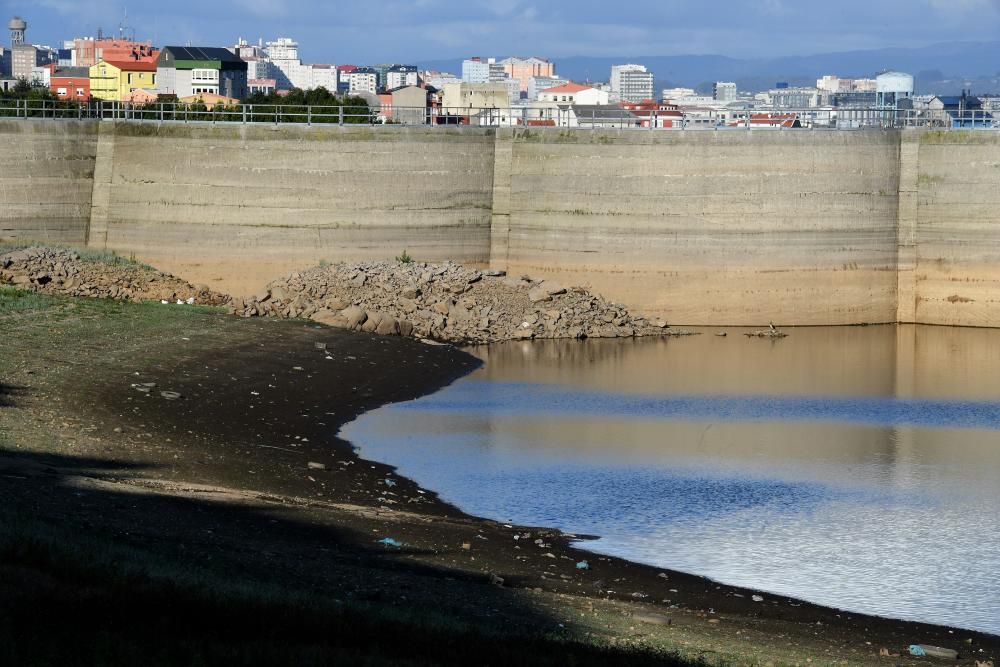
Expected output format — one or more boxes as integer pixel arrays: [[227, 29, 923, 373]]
[[96, 124, 496, 296], [0, 121, 97, 246], [492, 129, 901, 325], [3, 120, 1000, 327]]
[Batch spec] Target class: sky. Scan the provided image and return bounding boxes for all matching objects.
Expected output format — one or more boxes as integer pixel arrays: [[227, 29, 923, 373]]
[[7, 0, 1000, 64]]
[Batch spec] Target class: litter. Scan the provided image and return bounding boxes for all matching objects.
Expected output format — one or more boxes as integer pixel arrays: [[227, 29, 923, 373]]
[[910, 645, 959, 660], [377, 537, 405, 547], [752, 595, 765, 602], [160, 391, 182, 401], [576, 560, 589, 570]]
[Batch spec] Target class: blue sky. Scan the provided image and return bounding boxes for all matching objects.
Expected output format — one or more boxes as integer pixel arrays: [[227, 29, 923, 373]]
[[8, 0, 1000, 64]]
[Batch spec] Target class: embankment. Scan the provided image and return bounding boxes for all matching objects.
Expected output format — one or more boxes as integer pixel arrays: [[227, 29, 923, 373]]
[[3, 119, 1000, 327]]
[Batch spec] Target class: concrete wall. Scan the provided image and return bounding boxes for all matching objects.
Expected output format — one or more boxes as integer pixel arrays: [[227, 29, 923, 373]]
[[96, 123, 496, 295], [492, 129, 901, 325], [904, 130, 1000, 327], [0, 120, 97, 245], [4, 120, 1000, 327]]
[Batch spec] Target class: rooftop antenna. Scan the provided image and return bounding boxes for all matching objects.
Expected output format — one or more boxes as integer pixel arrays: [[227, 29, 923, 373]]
[[118, 7, 135, 41]]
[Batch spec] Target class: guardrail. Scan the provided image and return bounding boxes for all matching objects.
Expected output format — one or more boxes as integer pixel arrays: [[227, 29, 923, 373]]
[[1, 98, 997, 130]]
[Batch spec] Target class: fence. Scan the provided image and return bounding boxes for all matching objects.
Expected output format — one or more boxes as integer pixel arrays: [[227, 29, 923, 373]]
[[0, 98, 997, 130]]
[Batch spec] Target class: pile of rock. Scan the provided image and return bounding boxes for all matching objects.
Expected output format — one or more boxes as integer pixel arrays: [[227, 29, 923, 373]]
[[0, 247, 228, 305], [231, 260, 683, 344]]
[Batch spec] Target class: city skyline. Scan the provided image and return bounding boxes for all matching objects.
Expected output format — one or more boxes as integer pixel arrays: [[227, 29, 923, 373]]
[[11, 0, 1000, 64]]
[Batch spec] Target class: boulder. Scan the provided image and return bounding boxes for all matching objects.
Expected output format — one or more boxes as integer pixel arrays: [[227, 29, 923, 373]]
[[311, 309, 348, 328], [340, 305, 367, 329], [528, 286, 552, 303], [375, 317, 399, 336], [398, 320, 414, 338], [432, 301, 451, 316], [361, 311, 384, 333]]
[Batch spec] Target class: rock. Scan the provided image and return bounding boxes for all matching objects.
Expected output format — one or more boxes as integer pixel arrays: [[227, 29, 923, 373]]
[[269, 286, 291, 302], [361, 312, 383, 333], [398, 320, 414, 338], [401, 286, 420, 300], [375, 317, 399, 336], [431, 301, 451, 316], [449, 302, 473, 323], [340, 305, 367, 329], [528, 286, 552, 303], [307, 462, 328, 471], [399, 298, 418, 314], [311, 309, 347, 328], [325, 297, 348, 311]]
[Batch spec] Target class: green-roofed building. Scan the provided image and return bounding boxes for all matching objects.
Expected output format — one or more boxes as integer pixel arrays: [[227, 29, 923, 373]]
[[156, 46, 248, 100]]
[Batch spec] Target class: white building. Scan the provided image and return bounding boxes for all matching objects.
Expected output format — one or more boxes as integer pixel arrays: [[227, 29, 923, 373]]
[[462, 57, 490, 83], [610, 64, 654, 103], [769, 87, 819, 108], [662, 87, 696, 101], [713, 82, 737, 103], [528, 76, 568, 100], [425, 71, 461, 89], [349, 67, 378, 94], [262, 37, 335, 91], [538, 82, 609, 106], [385, 65, 418, 90]]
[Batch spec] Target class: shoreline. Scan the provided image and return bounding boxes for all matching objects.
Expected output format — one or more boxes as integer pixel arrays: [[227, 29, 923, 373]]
[[1, 292, 997, 665]]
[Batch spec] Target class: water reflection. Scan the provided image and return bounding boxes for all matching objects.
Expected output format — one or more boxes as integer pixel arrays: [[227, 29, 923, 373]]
[[342, 325, 1000, 634]]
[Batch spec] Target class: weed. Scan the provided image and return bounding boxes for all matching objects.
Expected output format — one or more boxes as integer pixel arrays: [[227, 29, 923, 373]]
[[395, 249, 414, 264]]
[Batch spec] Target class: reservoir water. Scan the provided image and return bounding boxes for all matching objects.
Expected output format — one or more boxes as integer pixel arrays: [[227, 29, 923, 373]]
[[341, 325, 1000, 635]]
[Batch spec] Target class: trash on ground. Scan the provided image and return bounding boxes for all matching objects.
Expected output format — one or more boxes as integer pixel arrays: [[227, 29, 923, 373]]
[[910, 645, 959, 659], [377, 537, 405, 547], [576, 560, 589, 570]]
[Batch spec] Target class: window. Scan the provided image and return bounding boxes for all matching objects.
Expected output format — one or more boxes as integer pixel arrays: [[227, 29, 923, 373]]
[[57, 87, 67, 96], [128, 73, 133, 84], [76, 88, 84, 97]]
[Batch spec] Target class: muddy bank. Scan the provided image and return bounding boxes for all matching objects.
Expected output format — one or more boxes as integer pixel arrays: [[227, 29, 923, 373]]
[[1, 290, 997, 665]]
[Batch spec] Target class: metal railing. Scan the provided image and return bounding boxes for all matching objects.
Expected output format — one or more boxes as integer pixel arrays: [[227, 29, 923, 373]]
[[1, 98, 997, 131]]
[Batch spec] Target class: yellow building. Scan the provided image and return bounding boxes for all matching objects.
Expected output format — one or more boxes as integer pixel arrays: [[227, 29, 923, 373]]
[[89, 59, 158, 102]]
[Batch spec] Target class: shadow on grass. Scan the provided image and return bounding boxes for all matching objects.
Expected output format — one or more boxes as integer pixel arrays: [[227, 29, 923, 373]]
[[0, 382, 24, 408], [0, 449, 696, 667]]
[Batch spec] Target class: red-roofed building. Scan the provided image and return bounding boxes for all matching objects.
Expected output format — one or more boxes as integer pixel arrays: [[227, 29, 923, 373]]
[[728, 113, 801, 129], [89, 59, 158, 101], [538, 82, 609, 105], [47, 65, 91, 101], [621, 100, 684, 128]]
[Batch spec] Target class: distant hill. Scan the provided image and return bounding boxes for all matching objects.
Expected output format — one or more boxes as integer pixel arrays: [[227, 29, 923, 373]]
[[418, 41, 1000, 95]]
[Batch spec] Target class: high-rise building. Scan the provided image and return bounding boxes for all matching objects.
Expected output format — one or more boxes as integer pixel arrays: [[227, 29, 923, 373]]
[[610, 64, 654, 103], [500, 57, 554, 95], [263, 37, 336, 91], [385, 65, 418, 90], [713, 82, 737, 103], [462, 57, 489, 83]]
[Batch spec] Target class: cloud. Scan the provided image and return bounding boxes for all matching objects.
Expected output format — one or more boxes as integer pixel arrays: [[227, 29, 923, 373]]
[[11, 0, 1000, 63]]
